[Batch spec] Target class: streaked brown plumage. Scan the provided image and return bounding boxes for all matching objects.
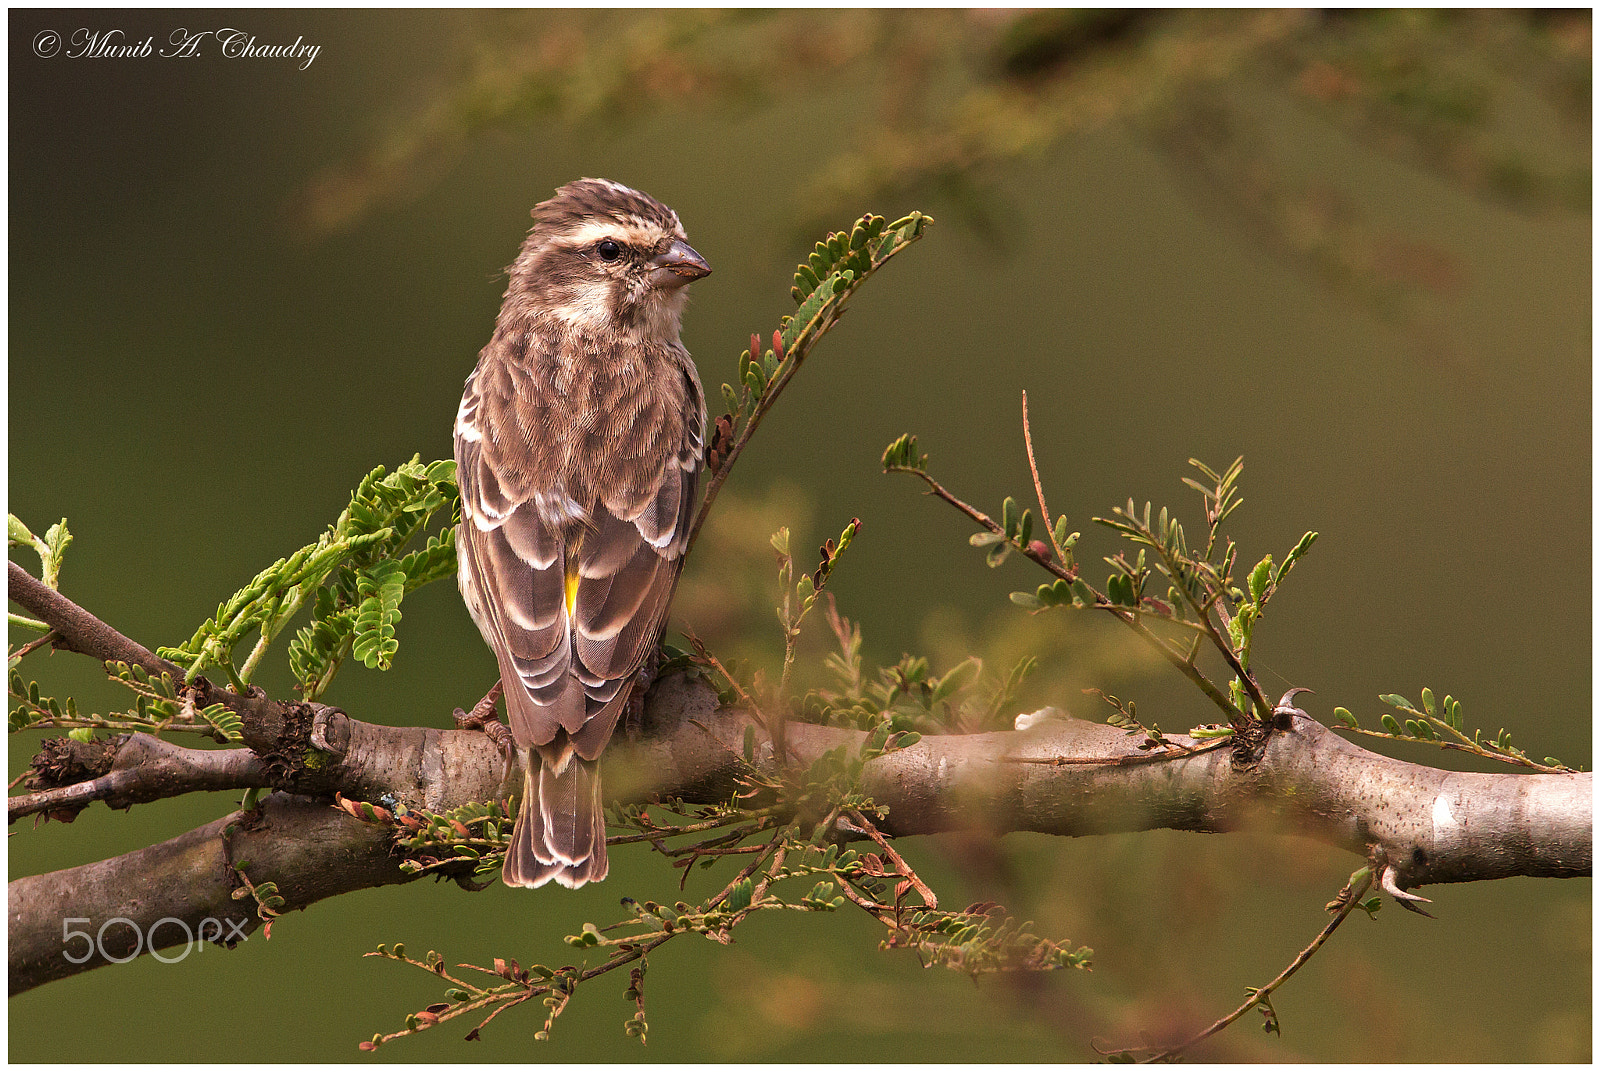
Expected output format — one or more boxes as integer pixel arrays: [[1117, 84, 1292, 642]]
[[454, 178, 709, 887]]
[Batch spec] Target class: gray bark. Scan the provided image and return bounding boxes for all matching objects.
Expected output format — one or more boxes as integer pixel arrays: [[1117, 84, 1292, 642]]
[[9, 669, 1589, 994]]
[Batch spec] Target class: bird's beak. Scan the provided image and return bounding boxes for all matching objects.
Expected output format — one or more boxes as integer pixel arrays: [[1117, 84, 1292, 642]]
[[650, 240, 711, 289]]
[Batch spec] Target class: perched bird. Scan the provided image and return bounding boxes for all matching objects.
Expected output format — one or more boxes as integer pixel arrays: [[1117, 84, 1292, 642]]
[[454, 178, 709, 888]]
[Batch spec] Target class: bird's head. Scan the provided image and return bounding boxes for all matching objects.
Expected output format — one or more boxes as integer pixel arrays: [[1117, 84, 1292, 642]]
[[505, 177, 710, 341]]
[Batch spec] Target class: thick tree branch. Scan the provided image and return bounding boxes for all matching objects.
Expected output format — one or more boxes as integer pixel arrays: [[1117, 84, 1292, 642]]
[[9, 670, 1589, 994], [9, 792, 405, 994]]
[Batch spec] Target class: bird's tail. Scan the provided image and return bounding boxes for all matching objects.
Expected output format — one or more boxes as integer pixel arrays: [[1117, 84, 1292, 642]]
[[502, 745, 608, 889]]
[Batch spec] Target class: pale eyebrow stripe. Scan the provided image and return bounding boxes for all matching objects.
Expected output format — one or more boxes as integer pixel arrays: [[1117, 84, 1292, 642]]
[[554, 220, 679, 249]]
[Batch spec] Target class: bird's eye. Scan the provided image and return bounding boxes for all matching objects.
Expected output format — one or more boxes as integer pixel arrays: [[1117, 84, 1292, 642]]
[[596, 239, 622, 262]]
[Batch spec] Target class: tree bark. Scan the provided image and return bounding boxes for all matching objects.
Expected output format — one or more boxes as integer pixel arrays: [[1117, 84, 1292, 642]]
[[9, 669, 1590, 994]]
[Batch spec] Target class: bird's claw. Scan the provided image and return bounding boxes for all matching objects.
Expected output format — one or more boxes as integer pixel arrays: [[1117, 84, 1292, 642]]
[[454, 681, 515, 773]]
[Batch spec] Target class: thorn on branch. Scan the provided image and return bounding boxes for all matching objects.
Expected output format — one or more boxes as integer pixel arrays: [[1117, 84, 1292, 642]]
[[1379, 863, 1435, 917]]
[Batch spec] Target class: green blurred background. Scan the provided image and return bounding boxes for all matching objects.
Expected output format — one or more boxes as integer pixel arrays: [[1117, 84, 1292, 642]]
[[9, 9, 1590, 1061]]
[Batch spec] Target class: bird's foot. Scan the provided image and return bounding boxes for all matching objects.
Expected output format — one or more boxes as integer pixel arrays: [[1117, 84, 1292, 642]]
[[453, 681, 514, 768]]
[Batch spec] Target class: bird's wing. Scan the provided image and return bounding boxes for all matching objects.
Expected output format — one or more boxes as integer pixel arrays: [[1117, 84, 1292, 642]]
[[567, 433, 700, 759], [455, 361, 585, 747], [456, 354, 703, 758]]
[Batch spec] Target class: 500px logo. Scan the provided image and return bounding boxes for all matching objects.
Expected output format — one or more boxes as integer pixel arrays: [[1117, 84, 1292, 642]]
[[63, 916, 250, 965]]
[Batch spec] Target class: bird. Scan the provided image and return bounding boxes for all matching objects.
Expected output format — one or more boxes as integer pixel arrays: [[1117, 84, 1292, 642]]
[[453, 178, 709, 888]]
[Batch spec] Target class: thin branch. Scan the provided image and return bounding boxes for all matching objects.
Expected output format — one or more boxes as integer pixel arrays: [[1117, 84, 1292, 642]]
[[688, 215, 929, 556], [8, 561, 280, 731], [1006, 736, 1232, 766], [9, 628, 59, 663], [9, 562, 173, 677], [688, 326, 813, 555], [606, 808, 776, 847], [7, 735, 272, 823], [888, 466, 1244, 725], [681, 627, 767, 729], [847, 809, 937, 909], [1108, 868, 1375, 1061], [1334, 723, 1573, 774], [1145, 532, 1273, 725], [1021, 391, 1066, 564]]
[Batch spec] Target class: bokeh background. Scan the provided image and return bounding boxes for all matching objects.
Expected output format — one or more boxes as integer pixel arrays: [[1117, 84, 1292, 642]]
[[9, 9, 1590, 1062]]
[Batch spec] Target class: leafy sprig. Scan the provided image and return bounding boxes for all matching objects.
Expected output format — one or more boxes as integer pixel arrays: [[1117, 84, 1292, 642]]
[[360, 795, 1087, 1051], [9, 661, 242, 743], [692, 212, 931, 550], [887, 437, 1297, 734], [157, 455, 458, 697], [1333, 689, 1580, 773], [7, 514, 71, 594], [335, 794, 516, 883]]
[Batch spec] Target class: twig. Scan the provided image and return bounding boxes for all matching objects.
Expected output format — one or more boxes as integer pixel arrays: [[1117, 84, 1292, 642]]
[[1101, 869, 1375, 1061], [7, 561, 272, 726], [687, 328, 802, 558], [847, 809, 937, 909], [687, 214, 929, 556], [1333, 724, 1572, 774], [681, 627, 767, 730], [606, 809, 776, 846], [887, 467, 1244, 726], [9, 629, 59, 663], [1021, 391, 1066, 564], [1006, 737, 1232, 767], [1147, 535, 1273, 725]]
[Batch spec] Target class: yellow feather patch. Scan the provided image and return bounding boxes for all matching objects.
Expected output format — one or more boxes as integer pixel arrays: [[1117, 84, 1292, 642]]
[[565, 532, 583, 617]]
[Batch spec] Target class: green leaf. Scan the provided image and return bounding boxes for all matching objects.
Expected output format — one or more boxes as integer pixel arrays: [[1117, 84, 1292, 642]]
[[352, 560, 406, 670], [1380, 713, 1403, 735], [1334, 706, 1358, 728], [398, 530, 457, 592], [930, 657, 981, 704], [881, 433, 927, 472], [1379, 694, 1411, 710], [1248, 555, 1273, 604], [726, 878, 754, 912], [1275, 530, 1318, 585], [1421, 687, 1436, 715]]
